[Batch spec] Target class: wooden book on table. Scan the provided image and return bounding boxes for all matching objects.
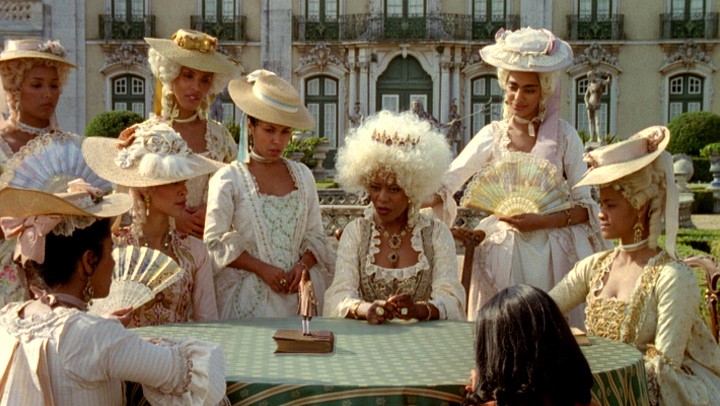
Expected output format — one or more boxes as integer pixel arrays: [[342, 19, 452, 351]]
[[571, 327, 591, 346], [273, 329, 335, 354]]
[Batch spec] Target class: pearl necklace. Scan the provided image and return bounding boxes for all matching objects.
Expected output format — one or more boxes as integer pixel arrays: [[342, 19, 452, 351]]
[[376, 222, 411, 264], [17, 121, 53, 137], [142, 230, 172, 251], [173, 112, 198, 124], [618, 238, 649, 252]]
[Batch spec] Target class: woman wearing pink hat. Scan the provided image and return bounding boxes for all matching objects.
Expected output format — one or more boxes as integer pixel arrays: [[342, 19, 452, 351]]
[[431, 28, 608, 322]]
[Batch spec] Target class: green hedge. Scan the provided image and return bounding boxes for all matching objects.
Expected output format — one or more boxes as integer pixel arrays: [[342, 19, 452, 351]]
[[691, 157, 712, 183], [691, 189, 715, 214], [667, 111, 720, 155], [85, 110, 145, 138]]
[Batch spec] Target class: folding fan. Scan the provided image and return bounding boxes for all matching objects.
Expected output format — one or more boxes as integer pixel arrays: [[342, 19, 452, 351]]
[[460, 152, 572, 217]]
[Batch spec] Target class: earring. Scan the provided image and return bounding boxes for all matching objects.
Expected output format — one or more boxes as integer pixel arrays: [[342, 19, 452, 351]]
[[144, 194, 151, 218], [633, 220, 644, 243], [83, 278, 94, 303]]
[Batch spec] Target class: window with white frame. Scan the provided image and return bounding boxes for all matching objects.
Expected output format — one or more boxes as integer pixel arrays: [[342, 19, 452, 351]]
[[473, 0, 506, 20], [203, 0, 235, 21], [386, 0, 425, 16], [112, 74, 145, 117], [471, 75, 503, 136], [668, 73, 704, 121], [305, 76, 339, 147], [112, 0, 144, 20]]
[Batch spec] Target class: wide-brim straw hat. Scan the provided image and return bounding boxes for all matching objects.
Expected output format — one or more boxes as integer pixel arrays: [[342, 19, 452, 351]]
[[0, 187, 131, 219], [228, 69, 315, 129], [145, 29, 236, 74], [480, 27, 572, 72], [575, 126, 670, 188], [0, 39, 76, 67], [82, 122, 224, 188]]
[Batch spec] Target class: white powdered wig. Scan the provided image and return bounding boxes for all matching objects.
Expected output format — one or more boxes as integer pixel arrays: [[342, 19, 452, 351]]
[[336, 110, 452, 215]]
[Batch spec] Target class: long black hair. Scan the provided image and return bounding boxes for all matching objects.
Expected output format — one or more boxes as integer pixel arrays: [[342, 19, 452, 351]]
[[472, 284, 593, 406], [24, 217, 112, 288]]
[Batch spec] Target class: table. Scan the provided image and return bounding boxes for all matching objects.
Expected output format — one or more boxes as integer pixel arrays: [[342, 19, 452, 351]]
[[130, 318, 649, 406]]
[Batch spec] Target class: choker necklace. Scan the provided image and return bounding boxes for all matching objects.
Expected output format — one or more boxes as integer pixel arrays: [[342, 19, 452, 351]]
[[17, 121, 52, 137], [173, 113, 198, 124], [250, 149, 274, 163], [377, 222, 411, 265], [618, 238, 649, 252], [511, 115, 540, 137]]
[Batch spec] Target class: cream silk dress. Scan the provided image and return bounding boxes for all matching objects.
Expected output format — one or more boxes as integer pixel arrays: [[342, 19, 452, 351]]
[[550, 249, 720, 405], [440, 119, 609, 321], [323, 209, 466, 321], [205, 159, 335, 319], [114, 228, 218, 327], [0, 302, 226, 405]]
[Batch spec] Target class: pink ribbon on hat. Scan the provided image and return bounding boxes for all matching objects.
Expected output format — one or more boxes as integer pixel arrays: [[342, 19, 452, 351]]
[[0, 215, 62, 265], [540, 29, 557, 55]]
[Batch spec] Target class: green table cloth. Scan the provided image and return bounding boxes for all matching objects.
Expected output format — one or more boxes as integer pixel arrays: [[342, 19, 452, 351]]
[[131, 317, 649, 406]]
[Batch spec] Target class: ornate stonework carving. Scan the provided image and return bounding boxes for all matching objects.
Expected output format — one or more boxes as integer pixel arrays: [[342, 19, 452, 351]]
[[460, 47, 484, 69], [663, 41, 714, 70], [573, 43, 620, 69], [298, 42, 346, 72], [101, 43, 147, 70]]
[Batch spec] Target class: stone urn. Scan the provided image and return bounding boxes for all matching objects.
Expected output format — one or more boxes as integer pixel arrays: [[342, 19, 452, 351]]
[[709, 153, 720, 189]]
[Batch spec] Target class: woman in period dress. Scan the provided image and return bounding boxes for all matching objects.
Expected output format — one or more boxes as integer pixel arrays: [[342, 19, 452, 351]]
[[0, 39, 107, 306], [298, 268, 317, 336], [205, 69, 335, 319], [550, 126, 720, 405], [431, 28, 608, 321], [0, 185, 226, 405], [324, 111, 465, 323], [135, 29, 238, 237], [83, 121, 221, 326]]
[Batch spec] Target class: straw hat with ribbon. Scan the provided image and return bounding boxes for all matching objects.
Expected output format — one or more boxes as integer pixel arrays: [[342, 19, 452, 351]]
[[574, 126, 678, 257], [0, 180, 132, 265], [228, 69, 315, 129], [0, 39, 76, 67], [82, 121, 224, 188], [145, 29, 236, 75]]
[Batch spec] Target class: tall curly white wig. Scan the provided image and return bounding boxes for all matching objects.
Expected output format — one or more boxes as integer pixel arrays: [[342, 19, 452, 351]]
[[148, 48, 232, 119], [336, 110, 452, 217]]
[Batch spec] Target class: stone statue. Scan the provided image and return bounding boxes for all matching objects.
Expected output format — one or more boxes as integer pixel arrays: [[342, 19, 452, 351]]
[[444, 100, 463, 154], [410, 99, 439, 127], [209, 87, 227, 123], [584, 70, 611, 143], [348, 101, 363, 128]]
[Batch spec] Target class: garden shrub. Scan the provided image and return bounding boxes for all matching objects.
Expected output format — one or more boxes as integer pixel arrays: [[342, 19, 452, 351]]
[[667, 111, 720, 156], [85, 110, 144, 138]]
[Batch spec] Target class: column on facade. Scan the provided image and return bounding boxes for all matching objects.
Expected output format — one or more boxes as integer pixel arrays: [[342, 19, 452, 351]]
[[359, 48, 371, 115], [439, 47, 451, 123], [347, 47, 357, 117]]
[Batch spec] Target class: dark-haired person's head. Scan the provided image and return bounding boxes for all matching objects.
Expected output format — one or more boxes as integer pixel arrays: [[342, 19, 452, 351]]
[[471, 284, 593, 406]]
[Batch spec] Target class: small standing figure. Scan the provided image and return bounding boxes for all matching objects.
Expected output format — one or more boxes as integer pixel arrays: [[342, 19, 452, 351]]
[[584, 70, 611, 143], [348, 101, 363, 128], [298, 268, 317, 336], [410, 99, 440, 128]]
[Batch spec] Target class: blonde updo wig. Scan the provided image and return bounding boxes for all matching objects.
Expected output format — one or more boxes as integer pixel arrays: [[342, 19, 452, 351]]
[[336, 110, 452, 222], [602, 158, 666, 248], [497, 68, 559, 122], [148, 48, 232, 119], [0, 58, 70, 124]]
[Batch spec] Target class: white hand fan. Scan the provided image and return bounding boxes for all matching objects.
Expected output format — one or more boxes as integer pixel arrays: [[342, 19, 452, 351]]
[[0, 133, 112, 193], [460, 152, 573, 217], [89, 246, 185, 316]]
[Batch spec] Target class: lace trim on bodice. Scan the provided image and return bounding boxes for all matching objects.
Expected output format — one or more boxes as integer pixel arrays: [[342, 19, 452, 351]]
[[495, 119, 567, 171], [358, 208, 435, 302], [0, 301, 78, 339], [258, 190, 301, 269]]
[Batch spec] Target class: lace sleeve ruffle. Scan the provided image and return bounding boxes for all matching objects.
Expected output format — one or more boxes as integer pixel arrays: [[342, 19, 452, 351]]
[[644, 344, 712, 405], [142, 338, 227, 406]]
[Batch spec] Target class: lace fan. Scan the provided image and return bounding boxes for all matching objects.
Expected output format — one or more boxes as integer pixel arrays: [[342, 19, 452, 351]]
[[0, 134, 112, 193], [460, 152, 572, 217], [89, 246, 185, 316]]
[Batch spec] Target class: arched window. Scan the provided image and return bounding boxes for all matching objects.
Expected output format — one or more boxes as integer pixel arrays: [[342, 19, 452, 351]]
[[668, 73, 704, 121], [575, 75, 610, 138], [112, 74, 146, 117], [305, 75, 339, 147], [471, 75, 503, 136]]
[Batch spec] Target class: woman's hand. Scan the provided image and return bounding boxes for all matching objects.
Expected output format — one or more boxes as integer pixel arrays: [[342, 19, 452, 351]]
[[498, 213, 549, 232], [387, 293, 415, 320], [105, 306, 133, 327], [256, 264, 290, 293], [174, 205, 205, 238], [366, 300, 396, 325]]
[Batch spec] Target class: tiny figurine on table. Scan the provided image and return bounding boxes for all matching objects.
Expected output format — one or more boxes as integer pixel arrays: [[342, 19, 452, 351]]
[[298, 268, 317, 336]]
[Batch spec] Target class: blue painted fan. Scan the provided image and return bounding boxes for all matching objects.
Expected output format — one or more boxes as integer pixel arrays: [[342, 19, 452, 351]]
[[0, 133, 112, 193]]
